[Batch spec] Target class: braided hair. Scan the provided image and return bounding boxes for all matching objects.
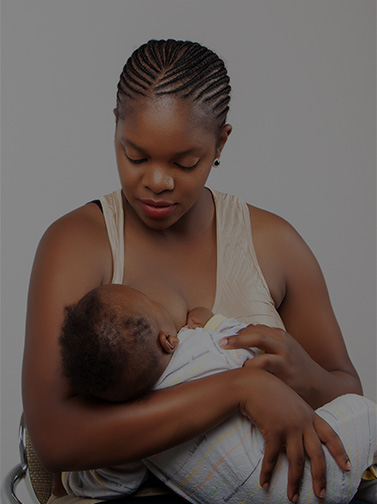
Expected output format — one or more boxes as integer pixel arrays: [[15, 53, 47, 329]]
[[116, 39, 231, 132]]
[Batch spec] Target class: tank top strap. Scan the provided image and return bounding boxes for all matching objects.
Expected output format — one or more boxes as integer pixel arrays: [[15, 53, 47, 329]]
[[210, 189, 285, 329], [99, 190, 124, 284]]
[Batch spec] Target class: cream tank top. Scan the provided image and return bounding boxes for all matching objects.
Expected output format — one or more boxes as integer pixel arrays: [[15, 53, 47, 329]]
[[99, 189, 285, 330]]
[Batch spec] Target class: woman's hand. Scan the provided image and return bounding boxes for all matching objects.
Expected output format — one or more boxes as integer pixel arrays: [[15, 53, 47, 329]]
[[220, 324, 321, 399], [238, 368, 351, 502]]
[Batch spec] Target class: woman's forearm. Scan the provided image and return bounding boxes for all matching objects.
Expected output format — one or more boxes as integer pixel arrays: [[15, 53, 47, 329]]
[[25, 369, 247, 473], [302, 363, 362, 409]]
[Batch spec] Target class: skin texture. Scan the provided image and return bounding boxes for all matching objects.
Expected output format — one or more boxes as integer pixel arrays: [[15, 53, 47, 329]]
[[23, 95, 361, 503]]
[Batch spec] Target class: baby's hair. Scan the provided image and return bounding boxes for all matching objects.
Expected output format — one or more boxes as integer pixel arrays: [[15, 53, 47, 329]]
[[116, 39, 231, 130], [59, 287, 155, 400]]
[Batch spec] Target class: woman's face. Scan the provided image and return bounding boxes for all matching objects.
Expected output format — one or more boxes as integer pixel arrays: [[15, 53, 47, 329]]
[[114, 96, 231, 231]]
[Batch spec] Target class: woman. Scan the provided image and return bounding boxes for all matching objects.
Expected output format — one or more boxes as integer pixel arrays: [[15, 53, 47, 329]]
[[22, 39, 372, 504]]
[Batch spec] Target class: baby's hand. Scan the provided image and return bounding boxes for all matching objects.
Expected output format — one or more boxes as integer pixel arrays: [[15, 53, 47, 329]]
[[185, 307, 214, 329]]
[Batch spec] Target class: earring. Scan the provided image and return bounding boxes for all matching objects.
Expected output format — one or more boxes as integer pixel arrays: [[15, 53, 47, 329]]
[[213, 158, 220, 167]]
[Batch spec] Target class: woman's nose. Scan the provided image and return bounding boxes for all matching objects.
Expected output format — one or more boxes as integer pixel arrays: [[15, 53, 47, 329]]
[[143, 165, 175, 193]]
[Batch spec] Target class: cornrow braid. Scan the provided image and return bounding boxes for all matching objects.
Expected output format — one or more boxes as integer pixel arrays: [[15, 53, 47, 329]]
[[116, 39, 231, 129]]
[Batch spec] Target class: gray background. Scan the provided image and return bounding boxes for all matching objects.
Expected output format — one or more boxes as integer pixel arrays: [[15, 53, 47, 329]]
[[1, 0, 376, 483]]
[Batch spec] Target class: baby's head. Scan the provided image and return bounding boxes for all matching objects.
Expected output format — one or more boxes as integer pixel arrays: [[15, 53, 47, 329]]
[[59, 284, 178, 402]]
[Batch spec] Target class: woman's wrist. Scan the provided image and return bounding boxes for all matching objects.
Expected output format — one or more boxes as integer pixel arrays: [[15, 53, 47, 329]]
[[231, 367, 288, 416], [296, 360, 363, 409]]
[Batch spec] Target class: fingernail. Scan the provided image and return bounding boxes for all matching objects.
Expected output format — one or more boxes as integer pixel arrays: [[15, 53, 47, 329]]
[[319, 488, 326, 498], [262, 482, 269, 491], [292, 494, 299, 503], [346, 460, 352, 471], [219, 337, 229, 348]]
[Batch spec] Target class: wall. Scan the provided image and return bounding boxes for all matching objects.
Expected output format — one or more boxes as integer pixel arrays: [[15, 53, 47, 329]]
[[1, 0, 376, 482]]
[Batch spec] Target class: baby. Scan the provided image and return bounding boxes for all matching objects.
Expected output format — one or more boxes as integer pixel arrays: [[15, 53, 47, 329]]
[[59, 284, 247, 403], [59, 284, 377, 504]]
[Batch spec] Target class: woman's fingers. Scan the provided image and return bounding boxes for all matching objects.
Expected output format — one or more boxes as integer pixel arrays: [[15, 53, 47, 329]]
[[313, 414, 351, 472], [243, 353, 282, 373], [302, 414, 350, 500], [261, 434, 306, 503], [224, 326, 318, 399], [285, 436, 306, 502], [220, 325, 284, 353], [259, 435, 281, 492], [303, 426, 328, 500]]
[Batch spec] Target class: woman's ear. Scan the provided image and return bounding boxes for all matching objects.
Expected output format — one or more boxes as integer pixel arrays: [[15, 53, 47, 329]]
[[216, 124, 232, 158], [159, 332, 179, 354], [113, 108, 118, 122]]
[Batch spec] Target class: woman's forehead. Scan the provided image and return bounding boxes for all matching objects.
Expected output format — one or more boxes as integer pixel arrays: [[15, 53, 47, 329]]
[[116, 96, 216, 148], [118, 95, 217, 137]]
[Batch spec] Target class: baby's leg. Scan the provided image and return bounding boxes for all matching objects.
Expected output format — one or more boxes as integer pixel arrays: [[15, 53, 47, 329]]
[[144, 394, 376, 504], [313, 394, 377, 502], [62, 461, 149, 498], [144, 414, 265, 504]]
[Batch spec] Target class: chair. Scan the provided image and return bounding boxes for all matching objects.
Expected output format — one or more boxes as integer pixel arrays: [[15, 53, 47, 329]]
[[1, 415, 174, 504], [1, 414, 53, 504], [2, 415, 376, 504]]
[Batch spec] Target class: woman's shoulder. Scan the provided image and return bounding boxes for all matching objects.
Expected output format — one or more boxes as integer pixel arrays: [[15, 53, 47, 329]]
[[247, 203, 298, 241], [42, 202, 106, 244], [246, 202, 317, 309], [212, 189, 297, 241], [36, 201, 112, 285]]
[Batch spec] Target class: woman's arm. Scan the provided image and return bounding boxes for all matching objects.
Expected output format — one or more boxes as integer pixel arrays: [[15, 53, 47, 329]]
[[22, 206, 244, 472], [222, 206, 362, 408], [276, 214, 362, 404]]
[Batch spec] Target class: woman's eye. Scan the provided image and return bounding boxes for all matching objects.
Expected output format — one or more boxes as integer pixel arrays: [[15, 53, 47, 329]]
[[176, 160, 200, 171], [125, 153, 146, 165]]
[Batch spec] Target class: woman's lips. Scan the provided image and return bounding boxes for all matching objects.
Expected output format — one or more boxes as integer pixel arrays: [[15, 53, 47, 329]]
[[139, 200, 176, 218]]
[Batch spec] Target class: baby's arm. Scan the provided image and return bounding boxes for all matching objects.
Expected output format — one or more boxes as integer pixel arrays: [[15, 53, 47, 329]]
[[185, 307, 214, 329]]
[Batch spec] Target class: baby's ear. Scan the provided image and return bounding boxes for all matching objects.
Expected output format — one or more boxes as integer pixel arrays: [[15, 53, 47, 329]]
[[159, 332, 179, 354]]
